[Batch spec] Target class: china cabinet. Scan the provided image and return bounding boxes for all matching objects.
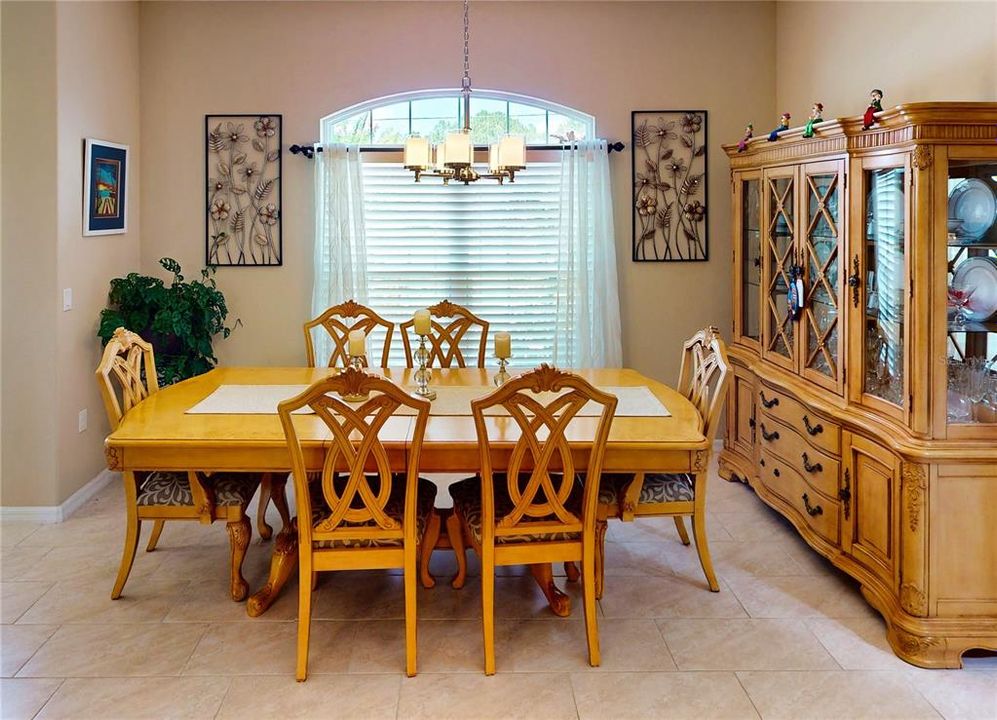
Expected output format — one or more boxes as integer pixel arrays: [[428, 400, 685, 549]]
[[721, 103, 997, 668]]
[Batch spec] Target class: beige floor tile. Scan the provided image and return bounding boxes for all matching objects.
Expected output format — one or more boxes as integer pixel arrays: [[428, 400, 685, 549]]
[[725, 573, 876, 619], [737, 670, 941, 719], [311, 571, 406, 620], [0, 523, 40, 549], [15, 516, 123, 550], [163, 573, 299, 623], [904, 667, 997, 720], [348, 619, 482, 673], [1, 582, 53, 624], [607, 515, 732, 543], [18, 623, 207, 677], [16, 574, 188, 625], [216, 674, 400, 720], [599, 574, 747, 619], [712, 510, 799, 543], [602, 541, 675, 577], [571, 670, 760, 719], [664, 540, 811, 581], [0, 624, 58, 677], [804, 616, 908, 670], [0, 678, 62, 720], [12, 544, 164, 586], [658, 618, 838, 671], [397, 672, 578, 720], [182, 620, 354, 676], [34, 677, 230, 720], [0, 547, 52, 582]]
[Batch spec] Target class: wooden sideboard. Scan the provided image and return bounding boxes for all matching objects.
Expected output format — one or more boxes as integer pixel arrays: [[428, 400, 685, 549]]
[[719, 103, 997, 668]]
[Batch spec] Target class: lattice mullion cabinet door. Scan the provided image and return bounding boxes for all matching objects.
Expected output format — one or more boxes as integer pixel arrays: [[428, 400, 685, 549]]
[[760, 166, 801, 373], [800, 159, 847, 395]]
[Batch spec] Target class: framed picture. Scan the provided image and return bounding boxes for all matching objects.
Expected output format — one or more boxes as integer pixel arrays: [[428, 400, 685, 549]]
[[83, 139, 128, 236], [631, 110, 709, 262], [205, 114, 282, 267]]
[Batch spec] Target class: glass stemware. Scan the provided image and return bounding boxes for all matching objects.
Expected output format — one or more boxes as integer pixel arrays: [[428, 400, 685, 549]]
[[947, 286, 976, 325]]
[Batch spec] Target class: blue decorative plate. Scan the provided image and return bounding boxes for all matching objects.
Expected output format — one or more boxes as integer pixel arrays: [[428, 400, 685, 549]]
[[948, 179, 997, 242]]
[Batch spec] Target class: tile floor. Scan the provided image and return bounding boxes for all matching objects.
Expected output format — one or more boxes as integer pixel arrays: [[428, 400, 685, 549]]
[[2, 462, 995, 719]]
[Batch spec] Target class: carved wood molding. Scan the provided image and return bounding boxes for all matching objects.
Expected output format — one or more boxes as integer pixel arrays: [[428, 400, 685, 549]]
[[894, 628, 940, 658], [911, 145, 933, 170], [902, 462, 927, 533], [900, 582, 928, 616], [104, 445, 122, 471], [693, 449, 708, 473]]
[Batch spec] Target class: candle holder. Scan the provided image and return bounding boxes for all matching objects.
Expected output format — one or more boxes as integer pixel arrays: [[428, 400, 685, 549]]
[[413, 334, 437, 401], [342, 354, 370, 403], [493, 356, 511, 386]]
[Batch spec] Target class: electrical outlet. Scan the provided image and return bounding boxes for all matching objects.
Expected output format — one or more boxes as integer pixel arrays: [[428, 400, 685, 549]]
[[63, 288, 73, 311], [78, 408, 87, 433]]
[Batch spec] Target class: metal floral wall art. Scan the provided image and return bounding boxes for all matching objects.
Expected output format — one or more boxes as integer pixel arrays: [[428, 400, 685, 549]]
[[632, 110, 709, 262], [205, 114, 282, 266]]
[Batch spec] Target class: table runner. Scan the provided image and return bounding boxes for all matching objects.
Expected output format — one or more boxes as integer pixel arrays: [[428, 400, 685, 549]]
[[186, 384, 670, 417]]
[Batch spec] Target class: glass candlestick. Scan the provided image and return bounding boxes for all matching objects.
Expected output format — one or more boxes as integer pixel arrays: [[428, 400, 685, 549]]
[[413, 334, 437, 400], [493, 356, 511, 386], [342, 354, 370, 403]]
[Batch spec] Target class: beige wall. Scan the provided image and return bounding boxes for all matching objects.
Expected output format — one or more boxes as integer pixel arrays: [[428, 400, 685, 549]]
[[140, 0, 777, 386], [776, 1, 997, 115]]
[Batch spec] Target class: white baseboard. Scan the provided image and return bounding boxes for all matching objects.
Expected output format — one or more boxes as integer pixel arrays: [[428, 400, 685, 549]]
[[0, 469, 116, 524]]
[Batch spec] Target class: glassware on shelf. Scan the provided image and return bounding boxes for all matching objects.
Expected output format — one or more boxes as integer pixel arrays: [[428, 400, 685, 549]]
[[947, 286, 976, 325], [947, 356, 997, 423]]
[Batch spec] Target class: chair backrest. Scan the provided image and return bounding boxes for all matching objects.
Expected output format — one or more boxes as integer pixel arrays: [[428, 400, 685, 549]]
[[95, 327, 159, 428], [303, 300, 395, 368], [471, 364, 618, 545], [277, 366, 430, 548], [400, 299, 489, 369], [676, 326, 731, 444]]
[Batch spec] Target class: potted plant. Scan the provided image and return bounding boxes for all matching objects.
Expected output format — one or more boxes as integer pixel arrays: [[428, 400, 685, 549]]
[[98, 257, 240, 385]]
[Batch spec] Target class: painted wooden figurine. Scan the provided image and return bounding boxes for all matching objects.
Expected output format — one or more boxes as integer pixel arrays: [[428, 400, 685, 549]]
[[767, 112, 791, 142], [802, 102, 824, 138], [863, 89, 883, 130], [737, 123, 753, 153]]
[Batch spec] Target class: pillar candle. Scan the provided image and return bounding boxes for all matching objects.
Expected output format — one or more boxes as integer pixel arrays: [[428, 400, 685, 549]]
[[348, 329, 365, 357], [413, 309, 432, 336], [494, 331, 511, 359]]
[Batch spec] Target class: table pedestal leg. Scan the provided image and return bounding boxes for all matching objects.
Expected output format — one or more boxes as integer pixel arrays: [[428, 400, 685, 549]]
[[530, 563, 571, 617], [247, 524, 298, 617]]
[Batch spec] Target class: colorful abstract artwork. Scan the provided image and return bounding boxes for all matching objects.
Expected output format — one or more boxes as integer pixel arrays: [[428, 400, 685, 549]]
[[84, 139, 128, 235]]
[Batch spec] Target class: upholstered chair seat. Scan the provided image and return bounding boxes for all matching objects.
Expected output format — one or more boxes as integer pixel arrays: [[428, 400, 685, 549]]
[[599, 473, 695, 507], [137, 471, 260, 508]]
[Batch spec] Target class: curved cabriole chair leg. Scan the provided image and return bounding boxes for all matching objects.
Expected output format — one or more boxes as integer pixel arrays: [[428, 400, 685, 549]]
[[145, 519, 165, 552]]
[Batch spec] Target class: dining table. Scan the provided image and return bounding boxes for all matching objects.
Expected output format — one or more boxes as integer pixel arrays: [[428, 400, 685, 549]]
[[103, 365, 709, 617]]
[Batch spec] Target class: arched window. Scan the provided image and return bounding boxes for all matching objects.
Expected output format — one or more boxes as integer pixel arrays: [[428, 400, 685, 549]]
[[322, 89, 595, 146]]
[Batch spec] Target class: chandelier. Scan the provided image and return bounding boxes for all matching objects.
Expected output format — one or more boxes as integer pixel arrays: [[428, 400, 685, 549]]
[[402, 0, 526, 185]]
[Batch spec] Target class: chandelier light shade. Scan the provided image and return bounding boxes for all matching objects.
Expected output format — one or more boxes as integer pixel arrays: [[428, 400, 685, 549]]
[[403, 0, 526, 185]]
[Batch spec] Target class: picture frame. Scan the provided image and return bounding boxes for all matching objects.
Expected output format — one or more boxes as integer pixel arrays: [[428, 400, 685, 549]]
[[205, 113, 282, 267], [83, 138, 129, 236], [631, 110, 709, 262]]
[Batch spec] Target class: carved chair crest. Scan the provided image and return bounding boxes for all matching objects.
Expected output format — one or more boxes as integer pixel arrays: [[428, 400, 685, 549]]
[[95, 327, 159, 427], [401, 299, 490, 369], [677, 326, 731, 443], [303, 300, 395, 369]]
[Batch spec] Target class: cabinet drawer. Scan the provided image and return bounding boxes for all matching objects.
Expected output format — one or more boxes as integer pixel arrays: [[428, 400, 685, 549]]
[[757, 387, 840, 455], [756, 415, 840, 498], [759, 449, 840, 546]]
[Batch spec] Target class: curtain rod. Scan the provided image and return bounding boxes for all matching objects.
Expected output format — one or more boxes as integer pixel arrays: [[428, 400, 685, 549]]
[[288, 141, 625, 159]]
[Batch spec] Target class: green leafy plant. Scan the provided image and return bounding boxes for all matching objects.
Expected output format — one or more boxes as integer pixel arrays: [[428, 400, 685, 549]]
[[98, 257, 240, 385]]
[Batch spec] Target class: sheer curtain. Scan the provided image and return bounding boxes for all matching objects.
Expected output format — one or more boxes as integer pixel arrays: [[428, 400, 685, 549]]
[[311, 144, 368, 363], [553, 139, 623, 368]]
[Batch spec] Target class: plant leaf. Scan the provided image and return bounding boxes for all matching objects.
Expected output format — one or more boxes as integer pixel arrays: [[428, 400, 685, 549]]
[[680, 136, 694, 148], [266, 150, 280, 163], [254, 179, 274, 201], [694, 145, 706, 157], [640, 228, 655, 242], [230, 209, 244, 232], [660, 149, 673, 161], [252, 139, 265, 152], [218, 162, 230, 177], [233, 153, 246, 165]]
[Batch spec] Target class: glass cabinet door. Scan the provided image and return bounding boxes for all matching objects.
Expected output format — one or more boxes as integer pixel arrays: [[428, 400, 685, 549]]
[[762, 169, 798, 369], [740, 177, 762, 344], [801, 163, 843, 391], [862, 166, 907, 409], [945, 158, 997, 429]]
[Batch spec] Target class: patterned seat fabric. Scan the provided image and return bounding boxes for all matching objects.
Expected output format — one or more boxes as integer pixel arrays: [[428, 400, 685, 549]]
[[136, 471, 259, 507], [448, 474, 585, 546], [600, 473, 695, 507], [308, 475, 437, 549]]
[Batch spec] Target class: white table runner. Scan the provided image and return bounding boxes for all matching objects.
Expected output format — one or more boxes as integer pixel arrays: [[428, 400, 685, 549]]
[[186, 384, 670, 417]]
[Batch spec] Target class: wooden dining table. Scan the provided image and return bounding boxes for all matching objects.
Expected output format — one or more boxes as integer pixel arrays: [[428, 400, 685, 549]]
[[104, 366, 709, 616]]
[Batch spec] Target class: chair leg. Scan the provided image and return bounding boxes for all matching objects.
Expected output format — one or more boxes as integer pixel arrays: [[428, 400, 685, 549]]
[[481, 548, 496, 675], [226, 516, 251, 602], [564, 561, 580, 583], [595, 518, 608, 600], [296, 550, 313, 681], [447, 512, 467, 589], [404, 540, 418, 677], [111, 474, 141, 600], [420, 510, 441, 589], [270, 473, 293, 535], [674, 516, 691, 546], [692, 513, 719, 592], [145, 519, 166, 552], [256, 474, 273, 541], [582, 541, 600, 667]]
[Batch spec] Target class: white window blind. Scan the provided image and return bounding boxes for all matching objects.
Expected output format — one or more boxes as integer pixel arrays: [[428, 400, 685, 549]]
[[361, 162, 561, 367]]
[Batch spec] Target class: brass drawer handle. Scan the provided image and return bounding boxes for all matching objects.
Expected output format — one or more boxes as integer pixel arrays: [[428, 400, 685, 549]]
[[760, 423, 780, 442], [760, 391, 780, 409], [801, 452, 823, 474], [802, 414, 824, 436], [802, 493, 823, 517]]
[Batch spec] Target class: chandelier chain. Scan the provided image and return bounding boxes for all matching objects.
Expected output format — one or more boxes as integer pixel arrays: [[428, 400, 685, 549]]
[[462, 0, 470, 88]]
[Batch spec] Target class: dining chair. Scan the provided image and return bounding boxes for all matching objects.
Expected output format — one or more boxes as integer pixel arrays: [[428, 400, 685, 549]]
[[96, 327, 263, 602], [303, 299, 395, 369], [596, 326, 731, 596], [446, 364, 618, 674], [400, 299, 489, 369], [277, 365, 436, 680]]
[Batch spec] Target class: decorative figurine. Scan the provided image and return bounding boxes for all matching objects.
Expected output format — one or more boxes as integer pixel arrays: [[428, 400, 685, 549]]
[[863, 89, 883, 130], [737, 123, 753, 152], [802, 102, 824, 138], [767, 112, 791, 142]]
